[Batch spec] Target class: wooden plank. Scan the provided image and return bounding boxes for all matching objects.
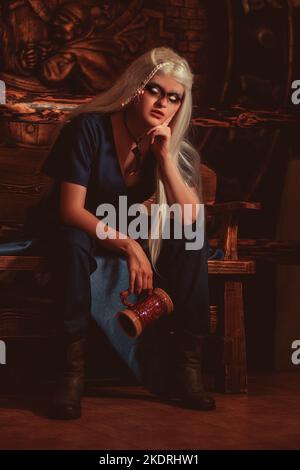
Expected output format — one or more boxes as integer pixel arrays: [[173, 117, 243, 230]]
[[0, 255, 256, 275], [0, 147, 48, 157], [192, 106, 300, 128], [208, 260, 255, 274], [202, 238, 300, 264], [236, 238, 300, 263], [0, 148, 50, 197], [0, 120, 58, 147], [0, 194, 42, 223], [0, 256, 44, 270], [0, 223, 26, 241], [206, 201, 261, 214], [0, 307, 56, 338], [0, 182, 44, 195]]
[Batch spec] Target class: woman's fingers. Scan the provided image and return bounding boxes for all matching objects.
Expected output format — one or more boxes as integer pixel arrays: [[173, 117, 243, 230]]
[[126, 242, 154, 296], [130, 270, 153, 295], [142, 272, 150, 294], [162, 111, 177, 126], [135, 270, 144, 295], [146, 272, 153, 295], [146, 126, 157, 136], [129, 270, 136, 295]]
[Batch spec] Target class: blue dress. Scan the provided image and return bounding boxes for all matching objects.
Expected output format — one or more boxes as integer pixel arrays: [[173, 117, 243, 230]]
[[24, 111, 167, 386], [24, 111, 211, 393]]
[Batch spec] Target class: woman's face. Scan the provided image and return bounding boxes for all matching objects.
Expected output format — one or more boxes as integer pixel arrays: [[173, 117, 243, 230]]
[[132, 73, 185, 127]]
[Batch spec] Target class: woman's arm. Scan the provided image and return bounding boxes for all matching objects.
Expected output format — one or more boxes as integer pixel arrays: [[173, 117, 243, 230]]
[[59, 181, 132, 255], [59, 182, 153, 295], [147, 124, 201, 224]]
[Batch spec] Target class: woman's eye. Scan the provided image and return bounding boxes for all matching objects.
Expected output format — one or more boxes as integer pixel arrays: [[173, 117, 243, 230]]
[[149, 86, 159, 94], [169, 95, 180, 103], [146, 85, 181, 104]]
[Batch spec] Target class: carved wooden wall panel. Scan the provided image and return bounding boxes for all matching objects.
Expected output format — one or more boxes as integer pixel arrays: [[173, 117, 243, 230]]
[[0, 0, 299, 239], [0, 0, 209, 230], [0, 0, 208, 102]]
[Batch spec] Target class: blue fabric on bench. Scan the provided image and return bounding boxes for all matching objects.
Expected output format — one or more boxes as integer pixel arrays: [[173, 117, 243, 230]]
[[90, 254, 141, 378], [207, 247, 224, 260], [0, 238, 36, 254]]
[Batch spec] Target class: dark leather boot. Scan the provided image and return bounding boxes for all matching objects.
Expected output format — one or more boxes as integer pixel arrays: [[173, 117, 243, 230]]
[[49, 334, 86, 419], [177, 330, 216, 411]]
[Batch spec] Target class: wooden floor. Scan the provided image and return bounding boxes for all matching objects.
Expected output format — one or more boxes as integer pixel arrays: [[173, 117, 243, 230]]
[[0, 371, 300, 450]]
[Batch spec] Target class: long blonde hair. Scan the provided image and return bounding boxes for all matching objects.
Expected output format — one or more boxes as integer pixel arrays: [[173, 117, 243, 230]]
[[56, 47, 202, 273]]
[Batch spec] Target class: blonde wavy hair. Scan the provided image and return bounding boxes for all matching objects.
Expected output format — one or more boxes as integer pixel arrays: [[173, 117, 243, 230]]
[[56, 46, 203, 274]]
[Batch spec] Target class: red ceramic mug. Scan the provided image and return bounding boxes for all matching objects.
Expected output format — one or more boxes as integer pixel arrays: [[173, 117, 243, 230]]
[[117, 288, 174, 338]]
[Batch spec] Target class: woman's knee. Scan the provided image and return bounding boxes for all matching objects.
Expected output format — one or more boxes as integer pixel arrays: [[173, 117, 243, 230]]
[[160, 222, 208, 254], [46, 224, 97, 274], [55, 224, 94, 249]]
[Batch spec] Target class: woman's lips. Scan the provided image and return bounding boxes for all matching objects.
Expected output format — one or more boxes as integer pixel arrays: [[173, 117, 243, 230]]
[[150, 110, 164, 118]]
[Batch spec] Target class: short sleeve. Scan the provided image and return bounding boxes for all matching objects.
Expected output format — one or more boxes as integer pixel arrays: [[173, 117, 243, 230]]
[[41, 113, 99, 187]]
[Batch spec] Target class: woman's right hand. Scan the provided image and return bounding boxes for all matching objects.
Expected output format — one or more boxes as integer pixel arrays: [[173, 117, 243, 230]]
[[125, 240, 153, 296]]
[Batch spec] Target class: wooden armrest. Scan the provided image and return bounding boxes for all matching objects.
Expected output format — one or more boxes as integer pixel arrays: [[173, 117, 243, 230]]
[[206, 202, 261, 261], [206, 201, 261, 215]]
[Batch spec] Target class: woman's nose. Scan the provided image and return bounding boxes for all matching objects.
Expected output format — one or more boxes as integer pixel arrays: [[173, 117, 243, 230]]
[[157, 95, 168, 106]]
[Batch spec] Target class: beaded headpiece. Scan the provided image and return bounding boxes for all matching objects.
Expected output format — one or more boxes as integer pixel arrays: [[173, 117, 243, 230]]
[[121, 61, 173, 107]]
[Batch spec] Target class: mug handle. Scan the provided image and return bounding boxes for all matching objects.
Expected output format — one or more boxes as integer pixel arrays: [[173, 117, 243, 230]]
[[120, 289, 135, 308]]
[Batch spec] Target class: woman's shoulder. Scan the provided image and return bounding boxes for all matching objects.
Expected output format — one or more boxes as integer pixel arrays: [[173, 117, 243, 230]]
[[68, 111, 108, 130], [63, 111, 110, 147]]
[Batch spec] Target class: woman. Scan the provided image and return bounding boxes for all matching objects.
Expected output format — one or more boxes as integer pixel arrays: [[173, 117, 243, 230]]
[[31, 46, 216, 419]]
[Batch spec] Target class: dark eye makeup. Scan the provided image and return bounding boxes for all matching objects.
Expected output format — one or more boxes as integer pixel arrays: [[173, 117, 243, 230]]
[[145, 82, 183, 104]]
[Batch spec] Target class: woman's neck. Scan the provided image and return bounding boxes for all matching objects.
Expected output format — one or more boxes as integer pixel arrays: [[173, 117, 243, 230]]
[[122, 108, 149, 144]]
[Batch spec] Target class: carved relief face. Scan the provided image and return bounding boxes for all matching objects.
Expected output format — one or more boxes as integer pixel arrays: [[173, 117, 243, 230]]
[[51, 5, 88, 42]]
